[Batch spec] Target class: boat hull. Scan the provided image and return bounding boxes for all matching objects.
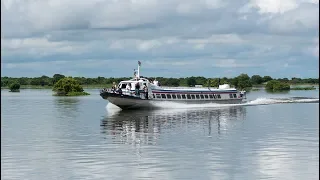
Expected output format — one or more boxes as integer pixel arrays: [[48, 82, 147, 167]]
[[100, 91, 243, 110], [100, 92, 152, 109]]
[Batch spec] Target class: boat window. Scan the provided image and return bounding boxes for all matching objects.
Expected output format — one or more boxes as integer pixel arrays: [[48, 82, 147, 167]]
[[217, 94, 221, 99], [121, 84, 126, 89], [186, 94, 191, 99], [177, 94, 181, 99], [209, 94, 214, 99], [204, 94, 209, 99], [172, 94, 177, 99], [167, 94, 172, 99], [182, 94, 187, 99], [153, 94, 155, 98], [161, 94, 166, 99], [195, 94, 200, 99], [191, 95, 195, 99], [233, 94, 237, 98], [200, 94, 204, 99], [229, 94, 233, 98], [156, 94, 161, 98]]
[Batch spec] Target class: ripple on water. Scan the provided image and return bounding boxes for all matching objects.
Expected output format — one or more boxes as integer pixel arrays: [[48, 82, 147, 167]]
[[1, 90, 319, 180]]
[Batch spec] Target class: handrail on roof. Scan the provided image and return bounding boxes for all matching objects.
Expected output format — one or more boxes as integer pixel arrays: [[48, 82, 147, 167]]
[[126, 77, 150, 82]]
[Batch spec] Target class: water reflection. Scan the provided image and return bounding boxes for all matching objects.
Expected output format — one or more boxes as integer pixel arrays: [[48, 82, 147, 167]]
[[54, 97, 81, 118], [101, 106, 246, 145], [2, 89, 318, 180]]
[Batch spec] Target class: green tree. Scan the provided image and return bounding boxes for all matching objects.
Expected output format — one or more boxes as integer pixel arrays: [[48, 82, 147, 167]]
[[262, 76, 273, 83], [30, 78, 41, 86], [291, 77, 302, 84], [1, 79, 9, 87], [277, 78, 289, 83], [195, 76, 207, 85], [53, 74, 65, 84], [97, 76, 105, 84], [178, 78, 188, 86], [166, 78, 180, 87], [266, 80, 290, 91], [235, 74, 252, 89], [9, 82, 20, 92], [18, 77, 29, 85], [53, 77, 89, 96], [187, 77, 197, 87], [209, 78, 219, 87], [250, 75, 263, 84], [221, 77, 230, 84], [40, 75, 51, 86]]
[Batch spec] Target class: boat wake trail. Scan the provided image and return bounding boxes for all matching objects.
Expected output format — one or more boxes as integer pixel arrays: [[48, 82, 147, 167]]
[[106, 102, 122, 115], [245, 97, 319, 105], [148, 97, 319, 110], [105, 96, 319, 112]]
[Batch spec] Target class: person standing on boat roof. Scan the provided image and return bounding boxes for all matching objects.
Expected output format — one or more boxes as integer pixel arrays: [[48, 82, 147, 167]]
[[111, 82, 117, 92], [143, 84, 148, 99], [133, 69, 136, 79], [153, 79, 160, 86], [135, 82, 140, 96], [126, 83, 131, 95], [117, 88, 122, 95]]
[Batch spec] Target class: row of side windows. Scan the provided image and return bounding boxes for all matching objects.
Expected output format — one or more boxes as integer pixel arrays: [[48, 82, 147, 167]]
[[229, 94, 237, 98], [153, 94, 222, 99]]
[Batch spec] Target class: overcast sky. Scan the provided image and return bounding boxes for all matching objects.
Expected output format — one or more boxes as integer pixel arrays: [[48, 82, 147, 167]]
[[1, 0, 319, 78]]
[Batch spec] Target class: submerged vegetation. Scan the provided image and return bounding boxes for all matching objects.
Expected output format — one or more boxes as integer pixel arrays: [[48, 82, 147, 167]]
[[52, 77, 90, 96], [290, 87, 317, 90], [265, 81, 317, 91], [1, 74, 318, 91], [266, 80, 291, 91], [250, 88, 261, 91], [9, 82, 20, 92]]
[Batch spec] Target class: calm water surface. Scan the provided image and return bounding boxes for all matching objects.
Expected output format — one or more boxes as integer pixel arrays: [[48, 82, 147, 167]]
[[1, 89, 319, 180]]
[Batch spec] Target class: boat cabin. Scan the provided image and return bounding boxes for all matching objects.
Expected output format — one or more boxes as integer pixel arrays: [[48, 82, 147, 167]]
[[116, 77, 155, 97], [100, 61, 246, 105], [118, 78, 149, 89]]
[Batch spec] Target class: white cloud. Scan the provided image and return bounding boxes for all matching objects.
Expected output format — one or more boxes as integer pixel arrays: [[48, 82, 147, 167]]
[[1, 0, 318, 77], [2, 37, 64, 49], [214, 59, 262, 68], [306, 37, 319, 57], [268, 3, 319, 34], [313, 37, 319, 57], [1, 37, 88, 57], [109, 40, 125, 49], [249, 0, 299, 14], [187, 34, 245, 46], [137, 40, 162, 51]]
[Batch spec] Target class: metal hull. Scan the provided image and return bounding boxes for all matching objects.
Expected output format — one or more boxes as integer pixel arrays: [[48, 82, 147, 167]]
[[107, 97, 152, 109], [100, 92, 243, 110]]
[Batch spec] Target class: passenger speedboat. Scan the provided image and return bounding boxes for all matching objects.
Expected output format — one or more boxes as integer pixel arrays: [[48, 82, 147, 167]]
[[100, 61, 246, 109]]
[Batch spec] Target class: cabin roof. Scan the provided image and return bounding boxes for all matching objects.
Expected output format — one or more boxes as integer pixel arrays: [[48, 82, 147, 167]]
[[120, 77, 150, 83], [154, 88, 237, 92]]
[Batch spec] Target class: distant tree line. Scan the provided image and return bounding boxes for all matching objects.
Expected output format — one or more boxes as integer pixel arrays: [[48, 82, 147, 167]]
[[1, 74, 319, 89]]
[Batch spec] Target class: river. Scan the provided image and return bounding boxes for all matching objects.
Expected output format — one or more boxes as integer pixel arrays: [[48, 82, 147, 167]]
[[1, 89, 319, 180]]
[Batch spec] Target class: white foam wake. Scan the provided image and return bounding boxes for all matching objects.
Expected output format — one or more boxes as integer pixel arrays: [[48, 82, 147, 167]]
[[105, 97, 319, 111], [148, 97, 319, 109], [105, 102, 122, 115]]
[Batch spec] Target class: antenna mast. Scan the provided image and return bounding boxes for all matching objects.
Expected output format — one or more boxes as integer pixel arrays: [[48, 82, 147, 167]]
[[137, 61, 141, 78]]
